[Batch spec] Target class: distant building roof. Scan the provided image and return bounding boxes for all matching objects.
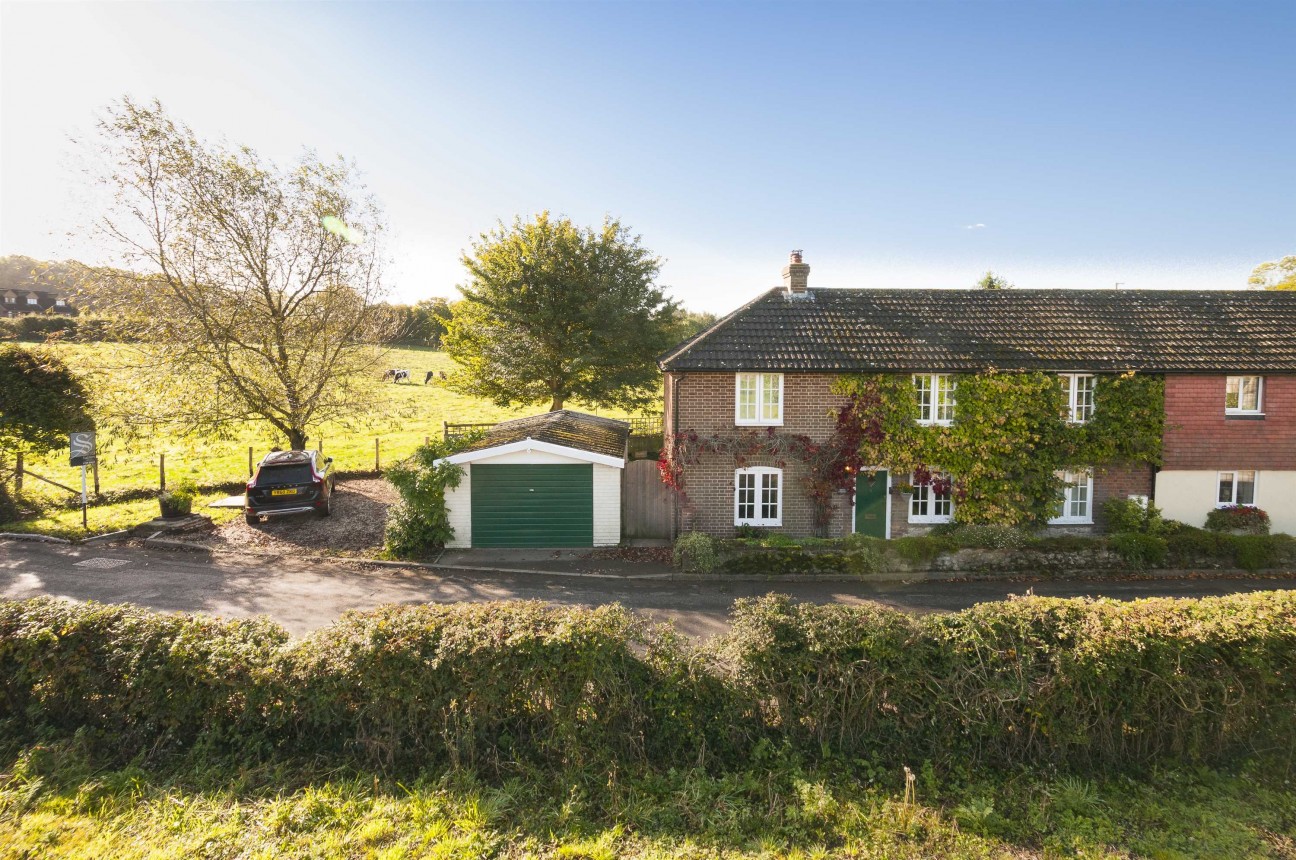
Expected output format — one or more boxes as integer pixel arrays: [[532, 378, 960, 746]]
[[661, 288, 1296, 373]]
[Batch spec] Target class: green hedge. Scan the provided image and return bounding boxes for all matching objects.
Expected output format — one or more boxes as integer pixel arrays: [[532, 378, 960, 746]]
[[723, 592, 1296, 770], [3, 593, 1295, 775], [678, 528, 1296, 577]]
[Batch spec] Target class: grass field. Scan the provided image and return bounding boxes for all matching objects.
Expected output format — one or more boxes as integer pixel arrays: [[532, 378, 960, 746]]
[[2, 744, 1293, 859], [3, 344, 654, 537]]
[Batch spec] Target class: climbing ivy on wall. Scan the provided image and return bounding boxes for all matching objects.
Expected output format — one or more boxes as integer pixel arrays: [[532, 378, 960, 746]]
[[833, 371, 1165, 528]]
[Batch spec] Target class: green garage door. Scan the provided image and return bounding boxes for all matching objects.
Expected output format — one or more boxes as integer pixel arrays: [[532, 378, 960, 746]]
[[471, 464, 594, 547]]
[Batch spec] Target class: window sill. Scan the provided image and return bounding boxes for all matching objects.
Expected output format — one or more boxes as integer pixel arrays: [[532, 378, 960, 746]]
[[1048, 518, 1094, 526], [734, 420, 784, 427], [735, 521, 782, 528], [908, 517, 954, 525], [915, 421, 954, 428], [1224, 413, 1265, 420]]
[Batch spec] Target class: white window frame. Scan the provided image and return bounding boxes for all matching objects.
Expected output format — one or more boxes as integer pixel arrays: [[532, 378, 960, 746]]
[[1059, 373, 1096, 424], [2, 296, 14, 304], [734, 372, 784, 426], [55, 299, 66, 308], [1049, 469, 1093, 524], [1216, 470, 1257, 507], [25, 296, 38, 306], [1225, 376, 1263, 415], [734, 467, 782, 527], [913, 373, 956, 426], [908, 471, 954, 524]]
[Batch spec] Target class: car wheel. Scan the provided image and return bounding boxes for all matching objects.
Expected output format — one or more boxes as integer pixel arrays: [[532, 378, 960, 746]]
[[245, 513, 259, 526], [317, 492, 332, 518]]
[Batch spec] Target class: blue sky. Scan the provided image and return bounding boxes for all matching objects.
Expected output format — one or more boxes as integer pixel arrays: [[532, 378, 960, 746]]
[[2, 1, 1292, 312]]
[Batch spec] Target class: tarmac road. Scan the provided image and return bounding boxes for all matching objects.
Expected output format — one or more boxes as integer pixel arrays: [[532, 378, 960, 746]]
[[3, 538, 1294, 639]]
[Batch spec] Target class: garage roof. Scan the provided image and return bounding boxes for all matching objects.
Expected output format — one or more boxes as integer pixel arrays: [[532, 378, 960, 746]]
[[454, 410, 630, 461]]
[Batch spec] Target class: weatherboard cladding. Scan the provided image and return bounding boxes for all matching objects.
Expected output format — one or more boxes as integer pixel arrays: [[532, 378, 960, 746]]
[[458, 409, 630, 460], [660, 288, 1296, 373]]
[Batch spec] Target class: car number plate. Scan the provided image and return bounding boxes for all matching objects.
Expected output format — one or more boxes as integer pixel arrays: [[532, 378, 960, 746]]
[[271, 488, 297, 496]]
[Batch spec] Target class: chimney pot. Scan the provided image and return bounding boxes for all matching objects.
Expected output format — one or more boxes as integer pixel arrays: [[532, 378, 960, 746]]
[[782, 250, 810, 294]]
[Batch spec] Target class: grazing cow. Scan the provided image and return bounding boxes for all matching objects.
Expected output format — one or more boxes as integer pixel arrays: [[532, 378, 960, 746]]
[[439, 370, 447, 381], [424, 370, 435, 385], [382, 369, 410, 383]]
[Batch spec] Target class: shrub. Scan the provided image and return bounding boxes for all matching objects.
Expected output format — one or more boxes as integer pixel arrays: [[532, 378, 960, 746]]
[[1109, 532, 1168, 569], [1102, 497, 1168, 535], [382, 439, 465, 559], [673, 531, 720, 573], [1205, 505, 1270, 535], [941, 524, 1028, 550]]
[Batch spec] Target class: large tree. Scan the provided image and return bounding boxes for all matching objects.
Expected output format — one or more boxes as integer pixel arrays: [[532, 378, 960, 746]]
[[88, 98, 394, 449], [444, 213, 679, 412], [1249, 255, 1296, 290]]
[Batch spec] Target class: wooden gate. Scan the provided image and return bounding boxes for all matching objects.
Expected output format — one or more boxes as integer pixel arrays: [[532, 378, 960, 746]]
[[621, 458, 674, 540]]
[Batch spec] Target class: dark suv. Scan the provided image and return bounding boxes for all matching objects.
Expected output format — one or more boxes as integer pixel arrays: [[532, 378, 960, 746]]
[[245, 450, 334, 524]]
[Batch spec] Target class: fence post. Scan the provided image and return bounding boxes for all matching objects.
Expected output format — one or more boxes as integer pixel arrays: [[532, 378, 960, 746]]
[[374, 438, 380, 472], [92, 459, 100, 495], [318, 438, 324, 454], [443, 421, 449, 442], [14, 452, 22, 492], [248, 447, 253, 477], [160, 453, 166, 490]]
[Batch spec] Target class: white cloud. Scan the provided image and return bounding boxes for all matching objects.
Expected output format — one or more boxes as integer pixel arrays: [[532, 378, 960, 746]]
[[964, 223, 986, 229]]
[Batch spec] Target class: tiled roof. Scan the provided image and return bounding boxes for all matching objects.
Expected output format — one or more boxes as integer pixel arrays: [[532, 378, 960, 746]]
[[661, 288, 1296, 373], [459, 410, 630, 459]]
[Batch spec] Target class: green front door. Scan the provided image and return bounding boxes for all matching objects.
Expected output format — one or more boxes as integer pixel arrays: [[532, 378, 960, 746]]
[[471, 464, 594, 547], [854, 471, 888, 538]]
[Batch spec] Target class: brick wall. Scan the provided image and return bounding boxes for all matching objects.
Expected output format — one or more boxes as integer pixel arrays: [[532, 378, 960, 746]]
[[1093, 461, 1156, 530], [667, 372, 851, 537], [1163, 374, 1296, 470]]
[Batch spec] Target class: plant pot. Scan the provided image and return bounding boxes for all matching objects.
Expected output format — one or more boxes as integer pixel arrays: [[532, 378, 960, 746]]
[[159, 497, 192, 519]]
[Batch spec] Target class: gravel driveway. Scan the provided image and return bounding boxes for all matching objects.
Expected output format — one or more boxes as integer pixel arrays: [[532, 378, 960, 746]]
[[195, 478, 395, 556]]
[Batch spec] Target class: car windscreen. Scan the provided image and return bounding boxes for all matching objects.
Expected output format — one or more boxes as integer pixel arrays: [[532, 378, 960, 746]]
[[256, 464, 315, 486]]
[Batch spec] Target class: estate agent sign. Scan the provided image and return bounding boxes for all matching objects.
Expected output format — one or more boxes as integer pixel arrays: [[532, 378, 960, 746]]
[[70, 432, 96, 467]]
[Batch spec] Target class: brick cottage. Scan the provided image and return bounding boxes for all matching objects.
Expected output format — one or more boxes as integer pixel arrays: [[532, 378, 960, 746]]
[[659, 253, 1296, 538]]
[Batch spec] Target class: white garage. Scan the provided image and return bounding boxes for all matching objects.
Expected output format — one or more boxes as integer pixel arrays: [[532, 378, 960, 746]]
[[439, 410, 629, 548]]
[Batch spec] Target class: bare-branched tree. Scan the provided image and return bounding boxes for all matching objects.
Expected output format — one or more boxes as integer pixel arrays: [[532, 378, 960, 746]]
[[87, 98, 396, 450]]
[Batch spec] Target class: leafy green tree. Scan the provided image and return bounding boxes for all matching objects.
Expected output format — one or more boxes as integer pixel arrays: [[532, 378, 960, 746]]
[[88, 98, 394, 450], [976, 271, 1014, 290], [0, 345, 91, 520], [445, 212, 679, 411], [670, 309, 718, 345], [0, 345, 91, 455], [1249, 255, 1296, 290]]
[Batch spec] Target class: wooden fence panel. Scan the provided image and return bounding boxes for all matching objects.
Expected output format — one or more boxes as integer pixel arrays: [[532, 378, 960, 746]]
[[621, 458, 674, 540]]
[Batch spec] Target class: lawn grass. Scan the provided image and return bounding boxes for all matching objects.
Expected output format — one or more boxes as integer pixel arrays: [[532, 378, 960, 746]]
[[4, 343, 654, 537], [1, 743, 1292, 859]]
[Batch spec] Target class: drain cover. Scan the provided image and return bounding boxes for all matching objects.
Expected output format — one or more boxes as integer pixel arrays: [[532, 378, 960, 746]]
[[74, 557, 132, 569]]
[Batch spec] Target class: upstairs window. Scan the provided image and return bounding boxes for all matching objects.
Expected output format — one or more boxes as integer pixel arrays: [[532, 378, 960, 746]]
[[735, 373, 783, 425], [735, 467, 782, 527], [55, 299, 66, 308], [1049, 470, 1093, 524], [1217, 471, 1256, 507], [1059, 373, 1096, 423], [913, 374, 956, 425], [2, 295, 14, 304], [25, 295, 37, 306], [1225, 376, 1263, 415], [909, 472, 954, 523]]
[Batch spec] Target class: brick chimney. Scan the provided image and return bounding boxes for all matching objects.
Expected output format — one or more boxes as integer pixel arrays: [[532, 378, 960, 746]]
[[782, 250, 810, 294]]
